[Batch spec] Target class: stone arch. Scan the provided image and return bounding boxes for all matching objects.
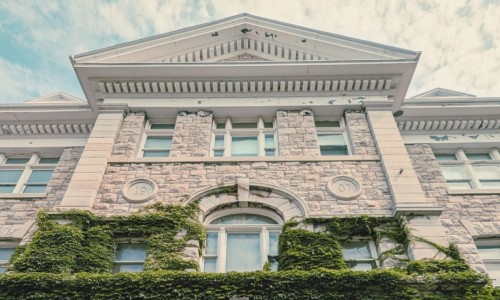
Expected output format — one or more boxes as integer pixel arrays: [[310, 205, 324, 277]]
[[184, 181, 309, 222]]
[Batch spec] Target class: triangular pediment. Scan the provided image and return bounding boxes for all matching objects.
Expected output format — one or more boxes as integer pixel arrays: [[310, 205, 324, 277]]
[[24, 92, 85, 104], [73, 13, 419, 64], [218, 53, 270, 62], [410, 88, 476, 99]]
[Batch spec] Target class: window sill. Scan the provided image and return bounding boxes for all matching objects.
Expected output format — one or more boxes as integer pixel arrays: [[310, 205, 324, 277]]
[[110, 155, 381, 164], [0, 193, 46, 199], [447, 189, 500, 195]]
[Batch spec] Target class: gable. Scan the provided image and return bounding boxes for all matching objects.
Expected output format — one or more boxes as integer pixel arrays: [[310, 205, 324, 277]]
[[72, 13, 419, 64], [24, 92, 85, 104], [410, 88, 476, 99]]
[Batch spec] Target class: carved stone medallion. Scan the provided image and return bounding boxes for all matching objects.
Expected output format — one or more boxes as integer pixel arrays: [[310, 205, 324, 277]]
[[326, 176, 362, 200], [122, 179, 158, 203]]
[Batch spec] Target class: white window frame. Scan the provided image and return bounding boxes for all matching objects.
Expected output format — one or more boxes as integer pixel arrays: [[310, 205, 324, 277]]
[[475, 239, 500, 287], [139, 120, 175, 157], [202, 209, 283, 273], [113, 239, 147, 273], [211, 117, 277, 157], [0, 153, 58, 194], [435, 148, 500, 190], [315, 117, 351, 156], [342, 239, 379, 270], [0, 242, 17, 273]]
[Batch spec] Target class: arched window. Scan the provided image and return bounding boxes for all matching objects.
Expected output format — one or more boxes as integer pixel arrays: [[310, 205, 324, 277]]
[[203, 211, 282, 272]]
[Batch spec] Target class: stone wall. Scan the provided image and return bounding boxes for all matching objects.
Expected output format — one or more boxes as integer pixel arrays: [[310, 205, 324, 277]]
[[407, 144, 500, 273], [112, 112, 146, 158], [276, 110, 320, 156], [345, 111, 378, 155], [94, 160, 392, 216], [170, 111, 213, 157], [0, 147, 83, 241]]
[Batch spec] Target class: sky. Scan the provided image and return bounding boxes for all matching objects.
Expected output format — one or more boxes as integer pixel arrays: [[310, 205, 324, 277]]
[[0, 0, 499, 104]]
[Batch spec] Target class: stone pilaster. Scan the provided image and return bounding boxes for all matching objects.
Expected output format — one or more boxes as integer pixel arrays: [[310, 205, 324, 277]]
[[345, 111, 378, 155], [170, 111, 213, 157], [58, 112, 124, 210], [276, 110, 320, 156], [111, 112, 146, 158]]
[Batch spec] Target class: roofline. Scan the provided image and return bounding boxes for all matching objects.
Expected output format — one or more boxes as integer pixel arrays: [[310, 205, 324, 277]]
[[22, 92, 86, 103], [410, 87, 476, 99], [72, 13, 419, 61]]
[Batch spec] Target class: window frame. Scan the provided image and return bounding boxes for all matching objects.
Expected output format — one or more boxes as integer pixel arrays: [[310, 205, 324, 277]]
[[475, 239, 500, 287], [342, 239, 379, 271], [139, 120, 175, 157], [112, 239, 147, 273], [202, 209, 283, 273], [0, 243, 17, 273], [435, 148, 500, 190], [0, 153, 58, 194], [315, 117, 351, 156], [211, 117, 277, 157]]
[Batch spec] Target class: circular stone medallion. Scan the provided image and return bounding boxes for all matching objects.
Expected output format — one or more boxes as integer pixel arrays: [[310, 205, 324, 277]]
[[326, 176, 362, 200], [122, 179, 158, 203]]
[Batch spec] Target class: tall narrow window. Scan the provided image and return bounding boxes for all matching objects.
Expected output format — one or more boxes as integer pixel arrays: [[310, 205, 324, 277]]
[[141, 121, 175, 157], [203, 213, 282, 273], [0, 246, 15, 273], [113, 243, 147, 273], [476, 240, 500, 287], [211, 118, 277, 157], [315, 118, 350, 156]]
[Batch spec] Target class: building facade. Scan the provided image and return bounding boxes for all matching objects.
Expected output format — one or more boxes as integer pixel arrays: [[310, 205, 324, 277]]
[[0, 14, 498, 298]]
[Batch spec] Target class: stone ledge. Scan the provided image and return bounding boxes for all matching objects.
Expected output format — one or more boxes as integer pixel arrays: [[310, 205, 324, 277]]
[[0, 193, 46, 199], [108, 155, 381, 164], [447, 189, 500, 195]]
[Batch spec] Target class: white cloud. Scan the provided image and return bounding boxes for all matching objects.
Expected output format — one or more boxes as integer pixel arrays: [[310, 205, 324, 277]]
[[0, 0, 499, 102]]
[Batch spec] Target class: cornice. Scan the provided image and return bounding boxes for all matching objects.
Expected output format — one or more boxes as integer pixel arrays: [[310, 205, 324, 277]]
[[397, 118, 500, 131], [0, 122, 93, 136]]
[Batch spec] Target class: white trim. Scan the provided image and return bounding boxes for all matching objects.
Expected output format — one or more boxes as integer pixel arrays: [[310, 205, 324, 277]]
[[203, 208, 284, 225]]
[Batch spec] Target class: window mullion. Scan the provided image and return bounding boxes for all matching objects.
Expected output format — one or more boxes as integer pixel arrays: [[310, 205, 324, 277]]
[[261, 227, 269, 267], [218, 227, 227, 273], [15, 166, 31, 193], [258, 130, 265, 157], [490, 148, 500, 160]]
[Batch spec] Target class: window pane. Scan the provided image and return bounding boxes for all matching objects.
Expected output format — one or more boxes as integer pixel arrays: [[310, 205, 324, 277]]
[[204, 258, 217, 273], [213, 150, 224, 157], [317, 134, 346, 146], [0, 170, 23, 184], [23, 185, 47, 193], [343, 241, 372, 260], [231, 137, 258, 157], [150, 123, 174, 129], [27, 170, 53, 183], [5, 158, 29, 164], [0, 248, 14, 261], [226, 234, 261, 271], [145, 137, 172, 149], [447, 181, 472, 190], [264, 122, 274, 128], [441, 166, 469, 180], [265, 149, 276, 156], [477, 246, 500, 260], [350, 261, 375, 271], [0, 267, 6, 273], [320, 146, 348, 156], [484, 263, 500, 287], [269, 232, 280, 256], [269, 256, 279, 271], [479, 180, 500, 189], [216, 123, 225, 129], [0, 186, 15, 193], [466, 153, 492, 160], [315, 121, 341, 128], [38, 158, 59, 164], [232, 123, 257, 129], [473, 165, 500, 180], [214, 136, 225, 148], [205, 232, 218, 255], [211, 214, 278, 225], [113, 263, 144, 273], [143, 151, 170, 157], [115, 244, 146, 261], [265, 135, 275, 148], [435, 154, 457, 161]]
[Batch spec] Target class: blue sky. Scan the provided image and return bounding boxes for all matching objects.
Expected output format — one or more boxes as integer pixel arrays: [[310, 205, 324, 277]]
[[1, 0, 499, 103]]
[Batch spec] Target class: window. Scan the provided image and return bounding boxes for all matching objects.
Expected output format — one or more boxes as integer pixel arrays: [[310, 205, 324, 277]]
[[315, 119, 350, 155], [435, 149, 500, 190], [113, 243, 147, 273], [0, 246, 15, 273], [141, 121, 174, 157], [342, 240, 378, 270], [476, 240, 500, 287], [203, 213, 282, 272], [211, 118, 277, 157], [0, 154, 58, 194]]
